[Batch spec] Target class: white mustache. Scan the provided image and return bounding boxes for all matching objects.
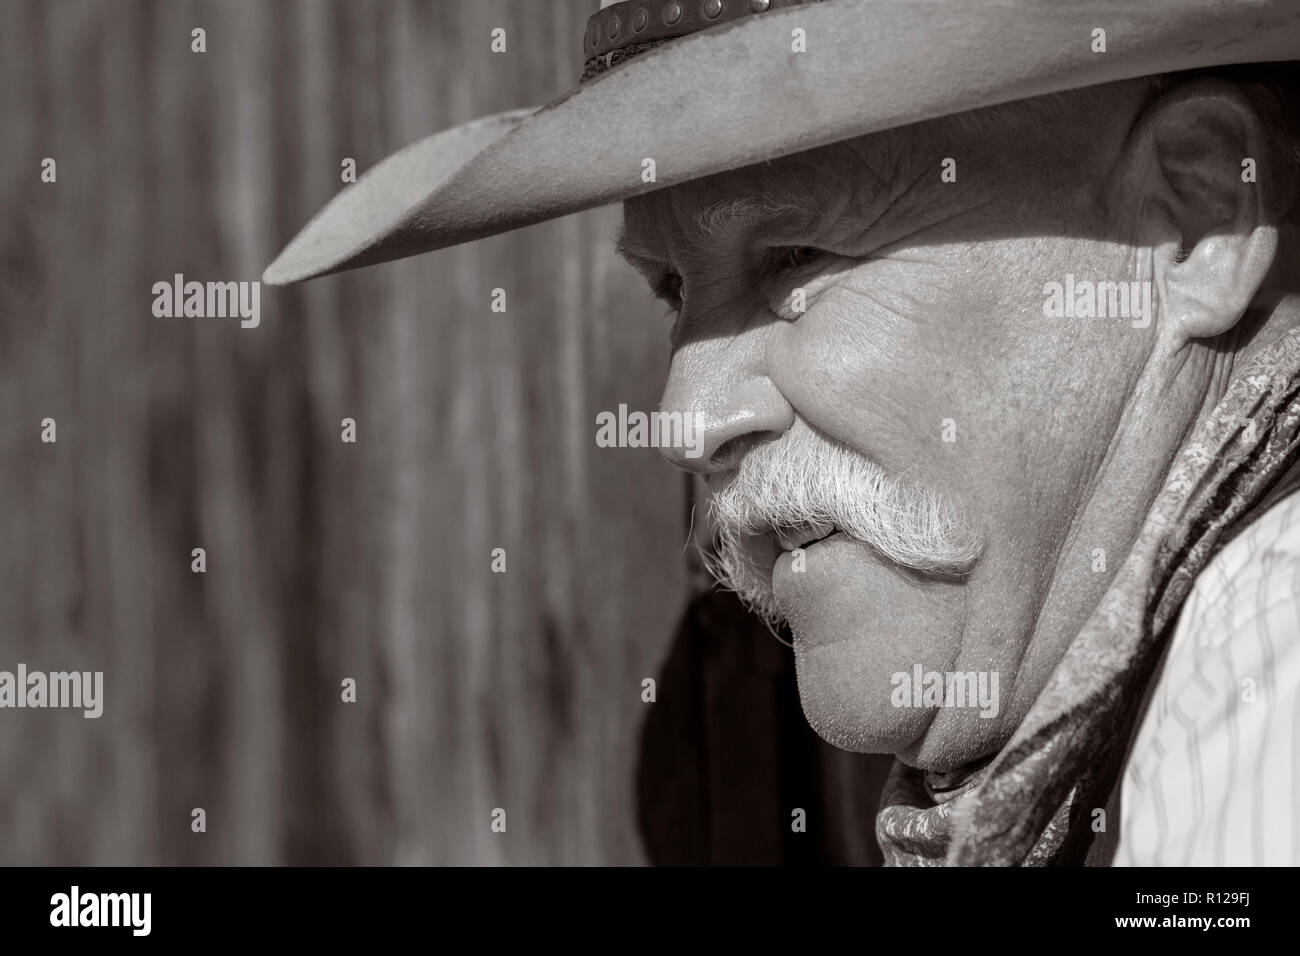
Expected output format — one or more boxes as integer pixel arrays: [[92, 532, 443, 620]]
[[703, 425, 983, 625]]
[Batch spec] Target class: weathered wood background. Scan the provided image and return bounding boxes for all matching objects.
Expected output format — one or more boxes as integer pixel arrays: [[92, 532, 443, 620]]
[[0, 0, 887, 865]]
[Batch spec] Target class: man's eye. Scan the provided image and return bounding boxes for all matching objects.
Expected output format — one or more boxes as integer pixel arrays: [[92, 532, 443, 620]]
[[769, 246, 826, 273], [653, 271, 684, 309]]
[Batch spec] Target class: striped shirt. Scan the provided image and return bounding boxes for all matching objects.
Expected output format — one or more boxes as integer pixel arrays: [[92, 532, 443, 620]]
[[1115, 490, 1300, 866]]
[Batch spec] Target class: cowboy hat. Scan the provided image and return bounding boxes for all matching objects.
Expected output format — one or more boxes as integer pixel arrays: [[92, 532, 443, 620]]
[[263, 0, 1300, 286]]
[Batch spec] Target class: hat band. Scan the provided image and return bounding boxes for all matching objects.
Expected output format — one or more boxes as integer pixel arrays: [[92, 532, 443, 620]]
[[582, 0, 825, 81]]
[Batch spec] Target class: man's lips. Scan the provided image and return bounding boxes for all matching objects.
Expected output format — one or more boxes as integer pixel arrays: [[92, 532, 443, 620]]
[[770, 528, 858, 611], [774, 523, 839, 552]]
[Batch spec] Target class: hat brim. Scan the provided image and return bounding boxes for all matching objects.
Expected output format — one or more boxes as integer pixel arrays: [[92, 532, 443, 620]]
[[264, 0, 1300, 286]]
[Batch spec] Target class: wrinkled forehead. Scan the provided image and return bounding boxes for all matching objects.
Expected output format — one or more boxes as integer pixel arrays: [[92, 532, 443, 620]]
[[620, 130, 915, 257], [618, 84, 1148, 264]]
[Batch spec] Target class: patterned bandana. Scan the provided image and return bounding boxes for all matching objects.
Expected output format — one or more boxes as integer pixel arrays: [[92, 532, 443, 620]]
[[877, 323, 1300, 866]]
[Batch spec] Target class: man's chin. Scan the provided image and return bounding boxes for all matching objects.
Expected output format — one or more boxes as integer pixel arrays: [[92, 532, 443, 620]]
[[792, 634, 939, 753], [771, 534, 973, 756]]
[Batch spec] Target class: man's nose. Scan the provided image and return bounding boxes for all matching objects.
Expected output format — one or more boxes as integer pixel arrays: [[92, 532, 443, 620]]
[[656, 336, 793, 474]]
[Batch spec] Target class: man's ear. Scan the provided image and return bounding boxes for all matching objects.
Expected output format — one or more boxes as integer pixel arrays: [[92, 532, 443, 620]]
[[1124, 78, 1280, 347]]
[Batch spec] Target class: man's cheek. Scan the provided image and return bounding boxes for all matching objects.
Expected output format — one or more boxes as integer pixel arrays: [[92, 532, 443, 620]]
[[773, 306, 964, 479]]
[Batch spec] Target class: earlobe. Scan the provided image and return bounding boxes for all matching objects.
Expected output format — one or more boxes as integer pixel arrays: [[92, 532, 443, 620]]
[[1159, 224, 1278, 342], [1132, 79, 1281, 347]]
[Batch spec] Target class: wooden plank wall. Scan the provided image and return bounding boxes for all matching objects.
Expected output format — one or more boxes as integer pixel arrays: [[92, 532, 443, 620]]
[[0, 0, 887, 865]]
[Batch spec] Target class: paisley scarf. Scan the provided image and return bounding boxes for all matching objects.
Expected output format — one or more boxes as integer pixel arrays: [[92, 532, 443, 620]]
[[877, 324, 1300, 866]]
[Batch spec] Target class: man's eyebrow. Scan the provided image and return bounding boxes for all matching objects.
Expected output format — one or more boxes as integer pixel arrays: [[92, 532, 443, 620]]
[[691, 195, 809, 243], [615, 193, 812, 268]]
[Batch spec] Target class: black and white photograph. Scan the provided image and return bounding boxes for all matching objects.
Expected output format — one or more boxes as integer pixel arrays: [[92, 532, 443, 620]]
[[1, 0, 1296, 931]]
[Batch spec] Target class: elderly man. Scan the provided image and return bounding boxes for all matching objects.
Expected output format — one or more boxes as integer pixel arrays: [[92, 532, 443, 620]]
[[266, 0, 1300, 865]]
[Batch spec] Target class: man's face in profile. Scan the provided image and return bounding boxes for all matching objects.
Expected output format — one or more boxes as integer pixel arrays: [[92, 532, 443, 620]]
[[618, 80, 1170, 772]]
